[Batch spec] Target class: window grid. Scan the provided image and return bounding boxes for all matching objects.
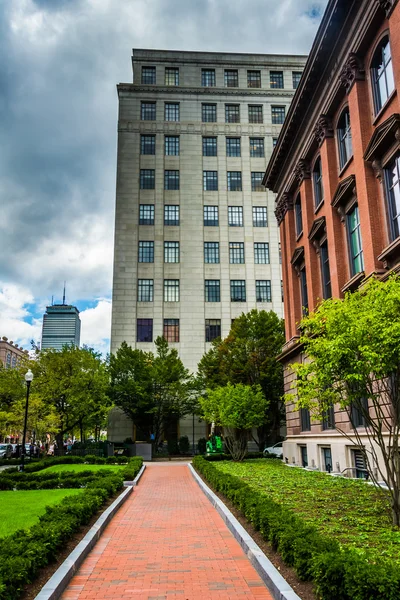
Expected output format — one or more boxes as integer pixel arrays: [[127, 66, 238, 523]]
[[292, 72, 302, 89], [204, 242, 220, 264], [225, 104, 240, 123], [338, 109, 353, 168], [165, 103, 180, 121], [138, 241, 154, 263], [347, 205, 364, 275], [271, 106, 285, 124], [202, 104, 217, 123], [228, 206, 243, 226], [251, 172, 265, 192], [165, 136, 180, 156], [203, 137, 217, 156], [313, 157, 324, 208], [247, 70, 261, 88], [300, 268, 308, 315], [164, 205, 180, 226], [248, 105, 263, 123], [164, 241, 180, 263], [141, 67, 156, 84], [273, 137, 278, 147], [372, 38, 394, 113], [201, 69, 216, 87], [224, 69, 239, 87], [164, 170, 180, 190], [227, 171, 242, 191], [141, 102, 156, 121], [250, 138, 265, 158], [164, 279, 180, 302], [165, 67, 179, 86], [205, 319, 221, 342], [140, 169, 155, 190], [163, 319, 179, 342], [385, 154, 400, 240], [226, 138, 241, 157], [205, 280, 220, 302], [256, 280, 272, 302], [230, 280, 246, 302], [229, 242, 245, 264], [203, 171, 218, 191], [270, 71, 284, 88], [320, 241, 332, 300], [137, 279, 153, 302], [254, 242, 269, 264], [140, 135, 156, 155], [139, 204, 154, 225], [204, 205, 219, 226], [295, 195, 303, 237], [253, 206, 267, 227], [137, 319, 153, 342]]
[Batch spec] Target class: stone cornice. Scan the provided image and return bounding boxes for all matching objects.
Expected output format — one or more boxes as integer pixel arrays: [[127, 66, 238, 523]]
[[313, 114, 334, 147], [364, 113, 400, 161], [339, 53, 365, 94], [293, 159, 311, 184], [275, 192, 293, 225], [118, 121, 277, 136], [376, 0, 399, 17], [117, 83, 295, 99]]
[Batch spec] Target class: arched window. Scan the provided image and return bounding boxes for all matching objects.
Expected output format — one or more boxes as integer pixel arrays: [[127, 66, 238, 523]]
[[313, 157, 324, 209], [337, 108, 353, 169], [371, 37, 394, 114], [294, 193, 303, 237]]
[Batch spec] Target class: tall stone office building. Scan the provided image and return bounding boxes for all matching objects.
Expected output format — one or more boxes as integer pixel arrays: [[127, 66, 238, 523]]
[[110, 49, 307, 442], [41, 305, 81, 351]]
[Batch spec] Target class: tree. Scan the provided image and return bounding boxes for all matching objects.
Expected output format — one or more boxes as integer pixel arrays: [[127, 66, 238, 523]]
[[199, 383, 268, 460], [290, 276, 400, 526], [197, 309, 285, 448]]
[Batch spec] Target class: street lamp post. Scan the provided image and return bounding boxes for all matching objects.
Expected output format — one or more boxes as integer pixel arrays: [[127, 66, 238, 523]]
[[21, 369, 34, 472]]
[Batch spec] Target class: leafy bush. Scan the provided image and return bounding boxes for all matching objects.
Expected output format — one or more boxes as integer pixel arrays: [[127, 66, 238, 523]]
[[197, 438, 207, 455], [178, 436, 190, 454], [116, 456, 128, 464], [106, 456, 117, 464], [167, 439, 179, 455], [84, 454, 97, 463]]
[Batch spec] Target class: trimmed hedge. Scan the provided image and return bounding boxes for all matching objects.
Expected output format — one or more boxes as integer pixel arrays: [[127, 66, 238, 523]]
[[193, 456, 400, 600], [203, 452, 273, 461]]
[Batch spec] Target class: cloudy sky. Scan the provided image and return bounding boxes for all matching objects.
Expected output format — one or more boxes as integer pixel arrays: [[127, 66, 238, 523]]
[[0, 0, 327, 355]]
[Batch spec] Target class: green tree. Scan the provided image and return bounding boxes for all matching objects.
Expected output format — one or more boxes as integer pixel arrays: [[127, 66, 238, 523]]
[[290, 276, 400, 526], [197, 309, 285, 448], [199, 383, 268, 460]]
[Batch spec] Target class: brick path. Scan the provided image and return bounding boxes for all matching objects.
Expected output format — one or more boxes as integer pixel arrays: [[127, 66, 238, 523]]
[[61, 463, 273, 599]]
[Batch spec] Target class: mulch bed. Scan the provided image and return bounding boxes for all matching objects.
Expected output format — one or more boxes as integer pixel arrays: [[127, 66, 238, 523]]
[[194, 469, 317, 600]]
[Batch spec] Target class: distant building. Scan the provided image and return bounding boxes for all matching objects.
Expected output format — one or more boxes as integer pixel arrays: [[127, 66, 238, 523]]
[[41, 305, 81, 351], [0, 337, 29, 368]]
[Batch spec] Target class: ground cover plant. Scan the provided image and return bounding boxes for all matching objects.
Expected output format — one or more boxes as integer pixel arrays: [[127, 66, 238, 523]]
[[0, 489, 82, 537], [35, 463, 124, 475], [193, 456, 400, 600]]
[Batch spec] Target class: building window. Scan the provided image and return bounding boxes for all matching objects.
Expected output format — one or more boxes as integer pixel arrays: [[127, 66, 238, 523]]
[[300, 445, 308, 467], [205, 319, 221, 342], [165, 103, 180, 121], [163, 319, 179, 342], [247, 70, 261, 88], [281, 280, 284, 302], [251, 172, 264, 192], [313, 157, 324, 209], [205, 280, 220, 302], [165, 136, 180, 156], [256, 280, 271, 302], [228, 206, 243, 226], [203, 171, 218, 191], [204, 205, 219, 226], [224, 69, 239, 87], [254, 242, 269, 264], [164, 205, 180, 226], [138, 241, 154, 263], [273, 137, 278, 147], [141, 66, 156, 84], [164, 241, 180, 263], [204, 242, 220, 264], [322, 405, 335, 430], [202, 103, 217, 123], [352, 448, 368, 479], [165, 67, 179, 86], [295, 194, 303, 237], [347, 205, 364, 275], [140, 135, 156, 155], [337, 108, 353, 169], [300, 267, 308, 315], [250, 138, 264, 158], [230, 280, 246, 302], [350, 397, 369, 429], [227, 171, 242, 191], [322, 447, 333, 472], [11, 356, 16, 368], [229, 242, 245, 264], [225, 104, 240, 123], [226, 138, 241, 157], [248, 105, 263, 124], [141, 102, 156, 121], [300, 408, 311, 431], [253, 206, 267, 227], [271, 106, 285, 124], [371, 37, 394, 114], [202, 69, 216, 87], [203, 137, 217, 156], [164, 279, 180, 302], [279, 242, 282, 264], [292, 72, 302, 89], [384, 153, 400, 241], [140, 169, 155, 190], [320, 241, 332, 299], [139, 204, 154, 225], [137, 279, 153, 302], [137, 319, 153, 342], [164, 170, 180, 190], [270, 71, 284, 89], [5, 353, 11, 369]]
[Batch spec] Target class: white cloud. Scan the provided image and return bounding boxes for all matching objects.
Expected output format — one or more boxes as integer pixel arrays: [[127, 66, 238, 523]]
[[80, 298, 112, 355], [0, 283, 42, 350]]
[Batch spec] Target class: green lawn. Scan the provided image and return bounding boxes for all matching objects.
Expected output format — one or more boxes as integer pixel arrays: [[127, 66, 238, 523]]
[[214, 459, 400, 563], [36, 464, 124, 475], [0, 489, 83, 537]]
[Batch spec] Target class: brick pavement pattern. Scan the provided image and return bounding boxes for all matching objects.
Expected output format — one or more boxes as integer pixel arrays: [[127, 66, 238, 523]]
[[61, 463, 273, 599]]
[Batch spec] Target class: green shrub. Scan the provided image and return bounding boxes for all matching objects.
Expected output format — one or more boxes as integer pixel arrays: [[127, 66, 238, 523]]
[[84, 454, 97, 463], [106, 456, 117, 464], [116, 455, 128, 464], [178, 436, 190, 454], [197, 438, 207, 455], [94, 457, 106, 464], [167, 439, 179, 455]]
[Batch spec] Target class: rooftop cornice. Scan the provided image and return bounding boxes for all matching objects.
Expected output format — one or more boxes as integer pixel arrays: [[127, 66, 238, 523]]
[[377, 0, 399, 18], [117, 83, 295, 98]]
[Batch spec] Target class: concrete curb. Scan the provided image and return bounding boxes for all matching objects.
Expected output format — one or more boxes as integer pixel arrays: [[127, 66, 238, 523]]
[[188, 464, 301, 600], [34, 464, 146, 600], [124, 463, 146, 487]]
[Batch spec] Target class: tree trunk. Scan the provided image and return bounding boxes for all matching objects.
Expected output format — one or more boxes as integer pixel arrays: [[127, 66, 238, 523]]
[[223, 427, 248, 461]]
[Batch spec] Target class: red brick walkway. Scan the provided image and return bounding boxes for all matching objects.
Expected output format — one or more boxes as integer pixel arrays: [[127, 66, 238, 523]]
[[61, 463, 273, 599]]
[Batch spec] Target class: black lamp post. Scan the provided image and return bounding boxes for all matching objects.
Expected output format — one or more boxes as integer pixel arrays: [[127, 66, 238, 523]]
[[21, 369, 33, 471]]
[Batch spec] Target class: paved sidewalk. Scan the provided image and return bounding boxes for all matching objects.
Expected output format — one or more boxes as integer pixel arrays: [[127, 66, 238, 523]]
[[61, 463, 273, 599]]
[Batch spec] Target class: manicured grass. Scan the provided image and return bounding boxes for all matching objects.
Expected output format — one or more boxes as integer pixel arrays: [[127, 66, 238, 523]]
[[36, 464, 124, 475], [214, 459, 400, 563], [0, 489, 83, 537]]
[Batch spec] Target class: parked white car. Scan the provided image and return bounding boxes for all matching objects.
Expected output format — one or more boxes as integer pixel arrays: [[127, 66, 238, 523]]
[[263, 442, 283, 458]]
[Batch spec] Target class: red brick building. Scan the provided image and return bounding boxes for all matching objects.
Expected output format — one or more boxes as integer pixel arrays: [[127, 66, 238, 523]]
[[264, 0, 400, 476]]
